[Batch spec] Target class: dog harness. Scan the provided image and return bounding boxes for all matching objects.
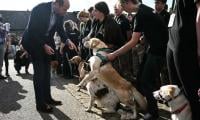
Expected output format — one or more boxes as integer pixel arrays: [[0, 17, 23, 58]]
[[95, 48, 113, 65]]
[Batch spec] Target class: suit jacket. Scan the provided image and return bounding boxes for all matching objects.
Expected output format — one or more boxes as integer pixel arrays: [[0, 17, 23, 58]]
[[22, 2, 69, 54]]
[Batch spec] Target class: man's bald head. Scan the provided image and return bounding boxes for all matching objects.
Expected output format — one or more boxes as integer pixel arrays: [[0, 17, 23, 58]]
[[53, 0, 70, 16]]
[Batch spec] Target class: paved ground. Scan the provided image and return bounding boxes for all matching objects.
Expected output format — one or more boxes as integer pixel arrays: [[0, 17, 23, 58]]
[[0, 60, 171, 120]]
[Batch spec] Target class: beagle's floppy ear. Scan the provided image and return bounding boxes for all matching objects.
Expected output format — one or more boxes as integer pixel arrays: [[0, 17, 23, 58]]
[[69, 56, 82, 65], [90, 38, 100, 48], [75, 56, 82, 64]]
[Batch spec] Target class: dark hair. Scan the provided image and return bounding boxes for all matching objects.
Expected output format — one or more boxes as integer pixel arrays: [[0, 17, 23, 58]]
[[88, 7, 94, 13], [95, 2, 110, 16], [165, 4, 168, 10], [119, 0, 140, 4], [155, 0, 167, 4]]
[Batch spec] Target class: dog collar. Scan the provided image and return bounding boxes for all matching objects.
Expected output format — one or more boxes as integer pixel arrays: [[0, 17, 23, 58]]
[[95, 48, 113, 65], [96, 53, 109, 65], [171, 103, 188, 114]]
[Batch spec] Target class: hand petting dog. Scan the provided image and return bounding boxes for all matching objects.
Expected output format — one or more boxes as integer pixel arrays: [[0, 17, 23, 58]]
[[59, 39, 77, 55]]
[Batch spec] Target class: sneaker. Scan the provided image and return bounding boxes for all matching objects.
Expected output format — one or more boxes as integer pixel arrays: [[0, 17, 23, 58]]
[[0, 74, 7, 80]]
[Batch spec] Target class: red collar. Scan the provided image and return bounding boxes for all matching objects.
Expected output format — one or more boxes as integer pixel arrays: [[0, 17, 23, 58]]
[[171, 103, 188, 114]]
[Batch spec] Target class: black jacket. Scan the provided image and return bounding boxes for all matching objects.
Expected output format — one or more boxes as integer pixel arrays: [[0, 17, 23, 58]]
[[22, 2, 69, 53]]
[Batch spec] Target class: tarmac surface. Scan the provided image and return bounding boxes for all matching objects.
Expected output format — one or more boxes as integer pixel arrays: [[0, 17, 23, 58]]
[[0, 60, 171, 120]]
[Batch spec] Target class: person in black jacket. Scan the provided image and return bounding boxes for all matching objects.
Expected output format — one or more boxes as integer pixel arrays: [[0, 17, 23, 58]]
[[21, 0, 76, 113], [14, 44, 30, 75], [107, 0, 168, 119], [86, 1, 124, 72], [86, 1, 124, 50], [154, 0, 170, 86]]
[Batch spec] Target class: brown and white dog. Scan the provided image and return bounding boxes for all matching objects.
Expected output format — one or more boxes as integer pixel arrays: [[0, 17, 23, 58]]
[[77, 38, 147, 119], [85, 77, 120, 113], [153, 85, 192, 120], [69, 56, 120, 113], [68, 56, 88, 81]]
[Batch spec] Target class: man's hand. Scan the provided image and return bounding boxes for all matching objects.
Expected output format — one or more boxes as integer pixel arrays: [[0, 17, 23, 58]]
[[44, 44, 54, 55], [106, 53, 117, 61], [59, 39, 78, 55]]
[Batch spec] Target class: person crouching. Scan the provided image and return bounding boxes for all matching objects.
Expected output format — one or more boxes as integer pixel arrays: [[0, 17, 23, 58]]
[[14, 44, 30, 74]]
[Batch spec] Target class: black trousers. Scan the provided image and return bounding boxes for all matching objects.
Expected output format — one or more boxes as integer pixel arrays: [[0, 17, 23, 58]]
[[31, 50, 51, 106], [137, 53, 164, 116], [167, 47, 200, 120]]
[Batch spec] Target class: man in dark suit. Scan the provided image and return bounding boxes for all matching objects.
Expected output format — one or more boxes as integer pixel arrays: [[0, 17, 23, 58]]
[[22, 0, 77, 113]]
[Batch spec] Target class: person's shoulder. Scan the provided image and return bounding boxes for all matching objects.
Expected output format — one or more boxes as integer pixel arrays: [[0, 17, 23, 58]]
[[105, 15, 116, 23], [32, 2, 51, 11], [121, 14, 129, 22]]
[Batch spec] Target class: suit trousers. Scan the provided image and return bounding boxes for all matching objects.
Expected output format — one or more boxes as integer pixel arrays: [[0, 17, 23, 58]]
[[31, 50, 51, 106]]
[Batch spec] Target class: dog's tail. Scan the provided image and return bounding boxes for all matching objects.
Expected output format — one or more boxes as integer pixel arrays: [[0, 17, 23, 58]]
[[131, 87, 147, 111]]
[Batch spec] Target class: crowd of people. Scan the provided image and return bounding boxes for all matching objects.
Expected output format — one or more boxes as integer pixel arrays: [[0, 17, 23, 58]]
[[0, 0, 200, 120]]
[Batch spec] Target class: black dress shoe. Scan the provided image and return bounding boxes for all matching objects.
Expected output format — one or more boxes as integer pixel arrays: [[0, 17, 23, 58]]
[[36, 104, 53, 113], [47, 99, 62, 106]]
